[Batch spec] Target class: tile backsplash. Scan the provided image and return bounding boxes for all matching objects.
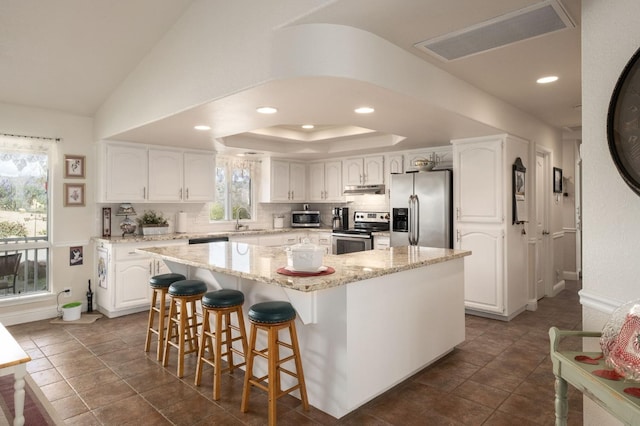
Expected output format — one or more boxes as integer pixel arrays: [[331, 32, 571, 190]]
[[100, 194, 390, 235]]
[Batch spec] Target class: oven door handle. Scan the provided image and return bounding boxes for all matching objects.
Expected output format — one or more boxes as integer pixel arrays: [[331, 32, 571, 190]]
[[332, 233, 371, 239]]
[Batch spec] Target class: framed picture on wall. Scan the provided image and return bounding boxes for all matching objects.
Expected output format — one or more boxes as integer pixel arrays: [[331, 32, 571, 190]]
[[64, 183, 85, 207], [64, 155, 85, 178], [553, 167, 563, 193]]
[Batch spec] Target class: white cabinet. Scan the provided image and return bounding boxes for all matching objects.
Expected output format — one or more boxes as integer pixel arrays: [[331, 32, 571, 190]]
[[308, 161, 343, 202], [452, 134, 529, 320], [103, 143, 148, 201], [261, 159, 307, 202], [307, 231, 332, 254], [148, 149, 183, 201], [373, 235, 390, 250], [343, 155, 384, 186], [183, 152, 216, 201], [456, 225, 504, 313], [453, 140, 503, 223], [95, 239, 187, 318], [100, 142, 215, 203]]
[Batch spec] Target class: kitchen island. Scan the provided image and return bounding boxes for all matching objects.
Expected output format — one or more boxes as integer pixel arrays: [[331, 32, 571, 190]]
[[138, 242, 471, 418]]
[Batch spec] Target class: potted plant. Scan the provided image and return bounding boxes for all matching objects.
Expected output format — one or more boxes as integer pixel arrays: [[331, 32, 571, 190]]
[[138, 210, 169, 236]]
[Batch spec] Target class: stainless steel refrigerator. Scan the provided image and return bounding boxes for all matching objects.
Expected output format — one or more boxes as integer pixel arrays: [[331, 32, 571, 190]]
[[390, 170, 453, 248]]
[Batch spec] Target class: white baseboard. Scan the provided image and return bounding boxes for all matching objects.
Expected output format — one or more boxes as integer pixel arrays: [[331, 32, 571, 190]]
[[0, 306, 60, 326], [563, 271, 579, 280], [552, 279, 566, 296]]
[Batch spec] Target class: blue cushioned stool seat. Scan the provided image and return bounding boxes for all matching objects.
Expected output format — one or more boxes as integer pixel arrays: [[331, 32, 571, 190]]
[[149, 273, 185, 288], [202, 289, 244, 308], [168, 279, 208, 296], [248, 301, 296, 324]]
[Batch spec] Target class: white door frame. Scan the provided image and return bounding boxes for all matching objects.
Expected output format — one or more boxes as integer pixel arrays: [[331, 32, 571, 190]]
[[575, 153, 582, 279], [535, 146, 554, 298]]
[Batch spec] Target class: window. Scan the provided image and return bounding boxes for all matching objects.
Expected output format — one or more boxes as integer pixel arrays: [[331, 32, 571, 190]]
[[209, 157, 256, 222], [0, 135, 51, 298]]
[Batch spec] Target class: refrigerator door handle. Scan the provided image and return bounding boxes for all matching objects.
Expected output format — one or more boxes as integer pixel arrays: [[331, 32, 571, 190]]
[[408, 195, 417, 245], [413, 194, 420, 245], [407, 195, 412, 245]]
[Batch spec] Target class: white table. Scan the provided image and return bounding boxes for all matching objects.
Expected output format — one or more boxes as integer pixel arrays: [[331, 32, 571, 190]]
[[0, 323, 31, 426]]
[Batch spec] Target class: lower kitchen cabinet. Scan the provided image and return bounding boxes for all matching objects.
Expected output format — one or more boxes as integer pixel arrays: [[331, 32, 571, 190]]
[[95, 239, 187, 318], [457, 226, 504, 314], [373, 235, 390, 250]]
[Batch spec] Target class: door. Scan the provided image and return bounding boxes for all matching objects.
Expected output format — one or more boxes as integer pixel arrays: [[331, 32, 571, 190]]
[[415, 170, 452, 248], [575, 157, 582, 278], [535, 150, 550, 299]]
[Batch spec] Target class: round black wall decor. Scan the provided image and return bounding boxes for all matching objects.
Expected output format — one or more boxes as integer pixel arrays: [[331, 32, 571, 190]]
[[608, 46, 640, 196]]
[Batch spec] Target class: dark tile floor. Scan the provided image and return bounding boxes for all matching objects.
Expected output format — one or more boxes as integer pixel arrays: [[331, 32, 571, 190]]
[[8, 280, 584, 425]]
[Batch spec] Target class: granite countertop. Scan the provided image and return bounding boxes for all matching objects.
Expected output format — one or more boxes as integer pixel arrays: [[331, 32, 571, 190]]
[[137, 242, 471, 292], [93, 227, 334, 244]]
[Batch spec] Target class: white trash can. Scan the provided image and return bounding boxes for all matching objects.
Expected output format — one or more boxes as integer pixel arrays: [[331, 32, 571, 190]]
[[62, 302, 82, 321]]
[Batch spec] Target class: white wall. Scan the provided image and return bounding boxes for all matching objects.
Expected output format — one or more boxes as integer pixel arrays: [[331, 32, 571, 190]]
[[0, 102, 95, 325], [582, 0, 640, 423]]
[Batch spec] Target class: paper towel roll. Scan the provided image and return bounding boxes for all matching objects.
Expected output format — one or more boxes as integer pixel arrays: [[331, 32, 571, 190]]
[[176, 212, 187, 233]]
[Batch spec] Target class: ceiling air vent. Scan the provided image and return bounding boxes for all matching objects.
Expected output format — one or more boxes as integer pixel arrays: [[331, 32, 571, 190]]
[[414, 0, 575, 61]]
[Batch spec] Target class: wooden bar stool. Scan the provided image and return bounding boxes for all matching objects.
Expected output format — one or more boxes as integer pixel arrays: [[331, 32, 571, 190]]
[[194, 289, 248, 400], [241, 301, 309, 426], [144, 273, 186, 361], [162, 279, 207, 378]]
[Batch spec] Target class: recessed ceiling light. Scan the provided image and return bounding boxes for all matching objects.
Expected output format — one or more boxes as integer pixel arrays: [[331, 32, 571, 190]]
[[256, 106, 278, 114], [536, 76, 558, 84], [194, 125, 211, 130], [302, 124, 315, 129], [354, 106, 375, 114]]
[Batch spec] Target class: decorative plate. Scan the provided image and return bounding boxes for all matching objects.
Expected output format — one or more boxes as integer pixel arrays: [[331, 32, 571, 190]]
[[608, 46, 640, 195]]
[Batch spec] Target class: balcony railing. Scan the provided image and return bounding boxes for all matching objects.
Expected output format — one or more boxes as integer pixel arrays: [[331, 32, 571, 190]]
[[0, 236, 49, 297]]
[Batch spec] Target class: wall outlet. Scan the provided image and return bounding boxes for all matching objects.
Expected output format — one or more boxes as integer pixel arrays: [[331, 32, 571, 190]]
[[63, 287, 71, 298]]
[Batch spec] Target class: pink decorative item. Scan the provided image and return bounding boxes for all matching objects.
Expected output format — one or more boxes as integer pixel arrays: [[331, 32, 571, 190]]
[[601, 301, 640, 380]]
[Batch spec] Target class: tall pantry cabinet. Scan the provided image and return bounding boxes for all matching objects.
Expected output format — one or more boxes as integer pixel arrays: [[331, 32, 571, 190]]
[[452, 134, 529, 320]]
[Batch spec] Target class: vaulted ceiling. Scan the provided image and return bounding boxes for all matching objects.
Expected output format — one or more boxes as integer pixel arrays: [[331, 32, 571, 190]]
[[0, 0, 581, 157]]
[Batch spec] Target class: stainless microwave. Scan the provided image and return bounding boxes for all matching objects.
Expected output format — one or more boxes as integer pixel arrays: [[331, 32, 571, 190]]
[[291, 210, 320, 228]]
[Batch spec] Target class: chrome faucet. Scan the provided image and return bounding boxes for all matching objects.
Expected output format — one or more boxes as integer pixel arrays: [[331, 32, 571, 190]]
[[234, 206, 249, 231]]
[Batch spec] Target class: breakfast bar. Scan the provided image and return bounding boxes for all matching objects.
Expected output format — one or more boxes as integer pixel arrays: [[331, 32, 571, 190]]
[[138, 242, 471, 418]]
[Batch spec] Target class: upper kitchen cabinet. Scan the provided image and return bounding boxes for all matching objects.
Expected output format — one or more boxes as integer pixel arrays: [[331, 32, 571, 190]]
[[148, 148, 183, 201], [452, 139, 503, 223], [308, 160, 342, 202], [182, 152, 216, 201], [343, 155, 384, 186], [102, 143, 148, 201], [98, 141, 215, 203], [260, 158, 307, 202]]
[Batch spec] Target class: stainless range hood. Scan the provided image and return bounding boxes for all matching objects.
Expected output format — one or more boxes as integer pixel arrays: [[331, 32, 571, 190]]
[[343, 184, 386, 195]]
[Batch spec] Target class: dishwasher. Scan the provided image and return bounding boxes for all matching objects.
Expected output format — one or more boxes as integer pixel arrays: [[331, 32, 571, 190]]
[[188, 236, 229, 244]]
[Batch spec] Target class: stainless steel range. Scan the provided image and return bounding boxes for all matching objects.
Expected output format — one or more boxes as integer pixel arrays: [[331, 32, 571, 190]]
[[331, 211, 390, 255]]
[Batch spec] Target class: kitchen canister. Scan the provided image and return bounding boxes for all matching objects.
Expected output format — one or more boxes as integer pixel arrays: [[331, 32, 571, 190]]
[[273, 214, 284, 229], [176, 211, 187, 233]]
